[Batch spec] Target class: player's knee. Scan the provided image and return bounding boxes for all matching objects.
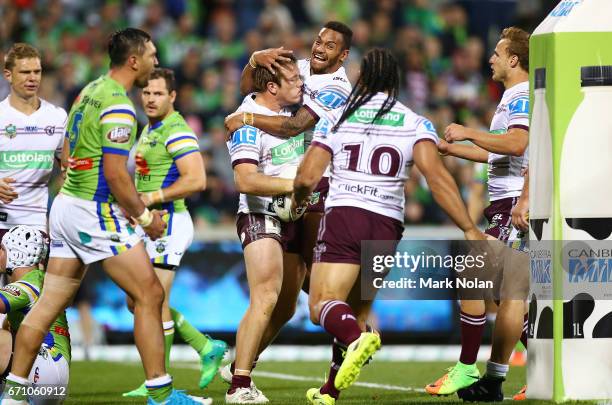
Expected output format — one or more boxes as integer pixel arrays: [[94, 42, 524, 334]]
[[309, 300, 324, 325], [135, 277, 165, 309], [252, 289, 279, 315]]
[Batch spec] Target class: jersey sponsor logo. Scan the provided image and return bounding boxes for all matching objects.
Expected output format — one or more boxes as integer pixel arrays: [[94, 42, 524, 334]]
[[312, 89, 347, 109], [25, 126, 37, 132], [231, 126, 258, 146], [314, 117, 330, 138], [106, 126, 131, 143], [3, 124, 17, 139], [68, 157, 93, 171], [135, 153, 150, 175], [1, 285, 21, 297], [270, 134, 304, 165], [508, 97, 529, 115], [333, 76, 348, 82], [0, 151, 54, 170], [80, 95, 102, 109], [347, 108, 405, 127], [421, 119, 436, 133], [0, 212, 6, 221]]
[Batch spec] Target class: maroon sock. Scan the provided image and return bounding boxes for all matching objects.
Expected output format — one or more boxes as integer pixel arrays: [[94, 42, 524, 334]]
[[459, 311, 486, 365], [319, 300, 362, 346], [228, 374, 251, 394], [520, 313, 528, 349], [320, 339, 346, 399]]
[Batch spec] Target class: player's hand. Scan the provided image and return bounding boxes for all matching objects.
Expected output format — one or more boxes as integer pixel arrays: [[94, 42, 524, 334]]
[[437, 138, 450, 155], [289, 195, 308, 221], [224, 111, 244, 138], [118, 205, 137, 226], [511, 196, 529, 232], [143, 209, 167, 241], [140, 193, 152, 208], [444, 123, 470, 143], [0, 177, 18, 203], [253, 47, 294, 74]]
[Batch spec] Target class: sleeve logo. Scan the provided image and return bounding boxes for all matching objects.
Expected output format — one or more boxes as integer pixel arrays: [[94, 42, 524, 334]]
[[106, 126, 131, 143], [314, 89, 348, 109], [231, 126, 258, 146], [508, 98, 529, 115], [2, 285, 21, 297]]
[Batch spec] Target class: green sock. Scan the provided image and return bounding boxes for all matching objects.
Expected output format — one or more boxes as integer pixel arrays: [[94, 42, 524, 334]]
[[171, 307, 210, 354], [146, 375, 173, 402], [163, 320, 175, 369]]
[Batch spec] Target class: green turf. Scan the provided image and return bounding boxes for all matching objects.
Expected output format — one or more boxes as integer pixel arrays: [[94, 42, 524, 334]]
[[64, 360, 565, 404]]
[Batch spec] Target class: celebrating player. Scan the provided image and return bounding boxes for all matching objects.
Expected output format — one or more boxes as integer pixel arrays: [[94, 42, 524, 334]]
[[122, 68, 228, 397], [0, 29, 209, 405], [0, 43, 67, 237], [0, 226, 69, 405], [425, 27, 530, 401], [225, 55, 305, 404], [291, 48, 485, 404], [222, 20, 354, 388]]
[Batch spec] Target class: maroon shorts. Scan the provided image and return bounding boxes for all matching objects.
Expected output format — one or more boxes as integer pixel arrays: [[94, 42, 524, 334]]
[[314, 206, 404, 264], [236, 213, 296, 251], [305, 177, 329, 213], [0, 228, 8, 243], [484, 197, 519, 241]]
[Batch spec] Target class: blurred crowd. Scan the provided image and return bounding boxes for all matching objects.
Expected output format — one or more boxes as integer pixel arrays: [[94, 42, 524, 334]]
[[0, 0, 555, 231]]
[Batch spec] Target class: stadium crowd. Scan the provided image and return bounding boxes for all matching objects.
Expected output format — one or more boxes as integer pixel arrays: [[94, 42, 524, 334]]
[[0, 0, 551, 230]]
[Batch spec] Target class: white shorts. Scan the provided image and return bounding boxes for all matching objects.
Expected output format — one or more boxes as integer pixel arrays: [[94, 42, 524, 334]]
[[28, 346, 69, 405], [137, 210, 193, 268], [49, 194, 141, 265]]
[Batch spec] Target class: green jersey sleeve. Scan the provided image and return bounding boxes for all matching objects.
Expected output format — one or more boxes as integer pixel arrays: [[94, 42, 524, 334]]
[[0, 280, 39, 314], [164, 124, 199, 160], [99, 96, 138, 156]]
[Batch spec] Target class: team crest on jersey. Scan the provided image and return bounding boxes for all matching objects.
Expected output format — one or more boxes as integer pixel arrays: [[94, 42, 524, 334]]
[[44, 125, 56, 136], [1, 285, 21, 297], [155, 240, 167, 254], [106, 126, 131, 143], [4, 124, 17, 139]]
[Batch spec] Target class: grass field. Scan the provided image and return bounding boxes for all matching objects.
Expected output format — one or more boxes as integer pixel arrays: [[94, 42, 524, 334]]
[[63, 360, 562, 404]]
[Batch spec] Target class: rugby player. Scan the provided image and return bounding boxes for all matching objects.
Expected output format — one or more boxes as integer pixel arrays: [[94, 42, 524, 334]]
[[291, 48, 485, 404], [425, 27, 530, 401], [0, 43, 67, 237], [0, 28, 208, 405], [225, 56, 305, 404], [222, 20, 354, 389], [122, 68, 227, 397], [0, 226, 69, 405]]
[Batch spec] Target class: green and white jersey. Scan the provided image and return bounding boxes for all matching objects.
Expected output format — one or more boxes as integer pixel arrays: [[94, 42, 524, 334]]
[[0, 269, 71, 362], [135, 111, 200, 213], [62, 75, 138, 203], [0, 97, 67, 231], [227, 93, 304, 215]]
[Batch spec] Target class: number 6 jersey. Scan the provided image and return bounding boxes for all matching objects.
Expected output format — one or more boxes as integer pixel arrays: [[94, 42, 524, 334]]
[[312, 92, 438, 222]]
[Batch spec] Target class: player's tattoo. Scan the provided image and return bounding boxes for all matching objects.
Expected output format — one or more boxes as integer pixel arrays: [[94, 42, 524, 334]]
[[279, 107, 317, 136]]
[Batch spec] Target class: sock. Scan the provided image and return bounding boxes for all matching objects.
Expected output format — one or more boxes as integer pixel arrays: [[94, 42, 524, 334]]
[[459, 311, 486, 365], [171, 307, 210, 354], [228, 374, 251, 394], [520, 313, 528, 349], [230, 356, 258, 374], [320, 339, 345, 399], [319, 300, 362, 346], [5, 373, 29, 400], [486, 360, 509, 379], [146, 374, 173, 402], [163, 320, 175, 369]]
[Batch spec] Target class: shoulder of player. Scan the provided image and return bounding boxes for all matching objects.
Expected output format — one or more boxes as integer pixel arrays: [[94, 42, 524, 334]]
[[1, 277, 41, 304], [38, 98, 68, 118]]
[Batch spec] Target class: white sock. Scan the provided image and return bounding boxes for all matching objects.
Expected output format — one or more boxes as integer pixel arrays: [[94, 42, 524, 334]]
[[486, 360, 509, 379], [6, 373, 30, 386], [163, 321, 175, 335], [145, 374, 172, 389]]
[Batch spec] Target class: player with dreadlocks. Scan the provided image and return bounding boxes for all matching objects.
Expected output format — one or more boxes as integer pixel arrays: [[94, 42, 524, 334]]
[[291, 48, 485, 404]]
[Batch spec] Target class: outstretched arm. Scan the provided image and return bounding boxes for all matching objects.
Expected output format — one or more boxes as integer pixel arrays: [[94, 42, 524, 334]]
[[226, 106, 318, 139], [439, 138, 489, 163], [445, 124, 528, 157]]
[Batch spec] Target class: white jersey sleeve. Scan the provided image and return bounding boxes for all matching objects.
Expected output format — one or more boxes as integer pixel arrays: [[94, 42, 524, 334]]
[[227, 125, 261, 168]]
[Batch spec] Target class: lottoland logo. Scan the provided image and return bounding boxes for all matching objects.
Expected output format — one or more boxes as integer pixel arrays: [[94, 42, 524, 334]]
[[0, 151, 54, 170], [271, 134, 304, 165], [347, 109, 405, 127]]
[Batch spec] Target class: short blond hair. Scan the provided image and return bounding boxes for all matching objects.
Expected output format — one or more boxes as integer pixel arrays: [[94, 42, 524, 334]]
[[500, 27, 529, 72], [4, 43, 41, 71]]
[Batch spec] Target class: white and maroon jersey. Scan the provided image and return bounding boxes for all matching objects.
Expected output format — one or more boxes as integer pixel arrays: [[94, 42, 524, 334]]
[[312, 92, 439, 222], [0, 97, 67, 231], [227, 94, 304, 215], [487, 81, 529, 201]]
